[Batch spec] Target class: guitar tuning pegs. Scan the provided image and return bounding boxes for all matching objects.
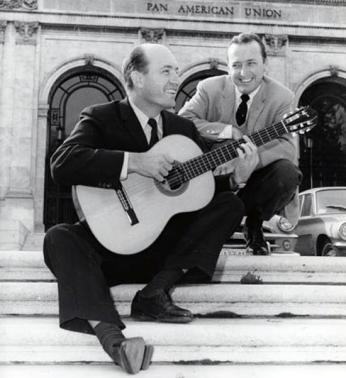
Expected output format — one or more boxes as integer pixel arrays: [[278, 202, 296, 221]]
[[292, 132, 297, 137], [299, 130, 305, 134]]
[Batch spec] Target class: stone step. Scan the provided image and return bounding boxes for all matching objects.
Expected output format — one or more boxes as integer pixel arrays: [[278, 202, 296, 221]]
[[2, 251, 346, 284], [1, 364, 346, 378], [22, 232, 45, 251], [1, 317, 346, 364], [2, 282, 346, 317]]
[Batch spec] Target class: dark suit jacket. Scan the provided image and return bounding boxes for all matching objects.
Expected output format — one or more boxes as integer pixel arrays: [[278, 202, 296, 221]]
[[51, 98, 206, 188]]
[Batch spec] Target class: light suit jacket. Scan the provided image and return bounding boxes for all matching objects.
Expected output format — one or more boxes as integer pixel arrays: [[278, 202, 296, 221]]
[[179, 74, 300, 224]]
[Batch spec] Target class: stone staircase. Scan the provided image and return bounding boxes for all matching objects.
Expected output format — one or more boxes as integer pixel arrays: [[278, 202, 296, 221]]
[[1, 250, 346, 377]]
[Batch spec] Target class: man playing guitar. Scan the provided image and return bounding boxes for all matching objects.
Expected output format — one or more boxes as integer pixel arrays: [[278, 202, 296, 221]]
[[43, 43, 256, 374]]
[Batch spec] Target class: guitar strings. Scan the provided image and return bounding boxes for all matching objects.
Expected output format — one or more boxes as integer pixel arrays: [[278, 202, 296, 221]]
[[128, 112, 312, 191], [166, 121, 288, 187], [165, 121, 287, 187], [164, 112, 315, 188]]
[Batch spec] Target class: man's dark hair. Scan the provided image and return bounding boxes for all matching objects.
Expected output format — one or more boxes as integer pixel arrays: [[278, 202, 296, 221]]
[[229, 33, 267, 61], [122, 45, 149, 89]]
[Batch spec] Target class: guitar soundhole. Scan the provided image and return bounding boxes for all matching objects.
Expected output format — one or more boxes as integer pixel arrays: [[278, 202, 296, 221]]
[[155, 166, 188, 196]]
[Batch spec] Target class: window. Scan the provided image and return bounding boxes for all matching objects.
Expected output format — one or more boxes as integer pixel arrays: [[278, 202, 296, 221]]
[[44, 66, 125, 230], [300, 194, 313, 217], [175, 68, 226, 112]]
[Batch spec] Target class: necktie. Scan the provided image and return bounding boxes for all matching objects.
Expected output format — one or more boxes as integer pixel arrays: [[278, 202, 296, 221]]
[[236, 94, 250, 126], [148, 118, 159, 147]]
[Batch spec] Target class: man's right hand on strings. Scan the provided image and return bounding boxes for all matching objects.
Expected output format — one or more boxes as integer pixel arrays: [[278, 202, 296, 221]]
[[128, 151, 174, 182]]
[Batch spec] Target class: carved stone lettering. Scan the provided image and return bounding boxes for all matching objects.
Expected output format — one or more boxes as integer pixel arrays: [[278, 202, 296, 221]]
[[245, 7, 282, 18], [146, 2, 168, 12], [177, 4, 233, 15], [144, 2, 285, 19]]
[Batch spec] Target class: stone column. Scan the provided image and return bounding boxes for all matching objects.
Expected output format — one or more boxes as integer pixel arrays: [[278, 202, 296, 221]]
[[10, 22, 39, 197], [0, 21, 13, 200], [263, 34, 289, 86], [34, 105, 49, 231], [0, 21, 39, 248]]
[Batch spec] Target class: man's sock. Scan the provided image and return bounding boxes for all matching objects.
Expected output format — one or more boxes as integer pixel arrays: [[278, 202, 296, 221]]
[[94, 322, 125, 359], [140, 268, 186, 297]]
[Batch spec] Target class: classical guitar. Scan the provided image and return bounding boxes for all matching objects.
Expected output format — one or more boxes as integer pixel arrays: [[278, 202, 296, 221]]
[[72, 106, 317, 255]]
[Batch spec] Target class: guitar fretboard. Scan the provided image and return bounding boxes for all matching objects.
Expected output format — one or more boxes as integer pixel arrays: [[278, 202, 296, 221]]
[[173, 120, 288, 183]]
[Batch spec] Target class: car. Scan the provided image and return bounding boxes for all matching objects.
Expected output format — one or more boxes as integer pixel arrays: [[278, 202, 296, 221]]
[[294, 187, 346, 256], [223, 215, 298, 255]]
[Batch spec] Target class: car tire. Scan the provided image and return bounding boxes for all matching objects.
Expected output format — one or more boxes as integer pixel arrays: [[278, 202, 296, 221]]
[[321, 241, 338, 257]]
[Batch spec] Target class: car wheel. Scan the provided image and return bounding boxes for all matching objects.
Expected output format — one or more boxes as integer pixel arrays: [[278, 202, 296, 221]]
[[321, 241, 338, 257]]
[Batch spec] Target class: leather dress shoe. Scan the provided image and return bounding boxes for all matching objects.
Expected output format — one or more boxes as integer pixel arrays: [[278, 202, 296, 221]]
[[131, 290, 193, 323], [244, 217, 270, 256], [111, 337, 154, 374]]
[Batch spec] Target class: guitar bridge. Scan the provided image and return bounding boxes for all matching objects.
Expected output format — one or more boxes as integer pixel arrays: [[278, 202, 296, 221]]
[[115, 184, 139, 226]]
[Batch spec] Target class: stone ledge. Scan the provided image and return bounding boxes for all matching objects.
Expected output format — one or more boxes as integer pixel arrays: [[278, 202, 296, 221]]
[[2, 251, 346, 284], [2, 364, 346, 378], [2, 282, 346, 317], [2, 317, 346, 363]]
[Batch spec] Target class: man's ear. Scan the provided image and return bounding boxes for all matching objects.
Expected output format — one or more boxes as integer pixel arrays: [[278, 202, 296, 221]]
[[130, 71, 144, 89]]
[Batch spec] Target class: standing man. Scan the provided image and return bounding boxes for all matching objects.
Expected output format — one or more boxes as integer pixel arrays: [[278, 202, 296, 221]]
[[43, 43, 254, 374], [179, 32, 302, 255]]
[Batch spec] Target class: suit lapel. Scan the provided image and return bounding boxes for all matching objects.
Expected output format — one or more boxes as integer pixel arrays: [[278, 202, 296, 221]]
[[247, 80, 267, 134], [161, 111, 180, 136], [118, 98, 149, 151], [221, 77, 237, 125]]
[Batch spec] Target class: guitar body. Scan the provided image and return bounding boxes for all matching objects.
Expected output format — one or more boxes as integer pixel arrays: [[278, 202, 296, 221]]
[[73, 135, 215, 255]]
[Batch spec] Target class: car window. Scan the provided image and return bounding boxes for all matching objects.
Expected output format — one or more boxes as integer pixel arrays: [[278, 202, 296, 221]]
[[316, 189, 346, 214], [301, 194, 313, 217], [299, 195, 304, 214]]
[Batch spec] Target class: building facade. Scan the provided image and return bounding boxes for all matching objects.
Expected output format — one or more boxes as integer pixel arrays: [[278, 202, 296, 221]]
[[0, 0, 346, 249]]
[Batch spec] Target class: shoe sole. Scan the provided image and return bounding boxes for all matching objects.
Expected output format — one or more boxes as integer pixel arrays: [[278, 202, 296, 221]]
[[141, 344, 154, 370], [132, 312, 194, 324], [118, 337, 146, 374]]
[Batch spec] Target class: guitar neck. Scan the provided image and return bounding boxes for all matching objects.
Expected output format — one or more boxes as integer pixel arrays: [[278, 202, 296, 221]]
[[179, 120, 288, 181]]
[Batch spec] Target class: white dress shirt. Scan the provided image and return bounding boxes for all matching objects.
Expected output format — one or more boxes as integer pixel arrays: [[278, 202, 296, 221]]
[[218, 84, 261, 139], [120, 98, 163, 180]]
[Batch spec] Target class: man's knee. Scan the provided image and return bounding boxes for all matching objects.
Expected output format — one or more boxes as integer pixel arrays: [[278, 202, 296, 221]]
[[270, 160, 302, 192], [214, 191, 245, 218], [43, 223, 73, 263], [44, 223, 72, 247]]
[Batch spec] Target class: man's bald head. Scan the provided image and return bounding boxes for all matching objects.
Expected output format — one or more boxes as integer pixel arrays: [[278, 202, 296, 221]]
[[123, 43, 175, 90]]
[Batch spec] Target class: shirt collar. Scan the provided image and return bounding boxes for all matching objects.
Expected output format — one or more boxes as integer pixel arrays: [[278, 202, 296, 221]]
[[128, 97, 161, 130], [235, 84, 261, 104]]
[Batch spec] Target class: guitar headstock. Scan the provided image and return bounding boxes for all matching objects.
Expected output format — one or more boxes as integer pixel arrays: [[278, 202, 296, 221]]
[[283, 106, 318, 135]]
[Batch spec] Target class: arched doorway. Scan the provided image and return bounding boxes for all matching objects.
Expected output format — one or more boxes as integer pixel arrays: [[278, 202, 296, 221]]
[[175, 68, 226, 112], [44, 65, 125, 230], [298, 77, 346, 190]]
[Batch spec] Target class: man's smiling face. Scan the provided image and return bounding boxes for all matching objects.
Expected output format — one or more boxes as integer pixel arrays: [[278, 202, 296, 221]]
[[140, 45, 180, 111], [227, 40, 266, 94]]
